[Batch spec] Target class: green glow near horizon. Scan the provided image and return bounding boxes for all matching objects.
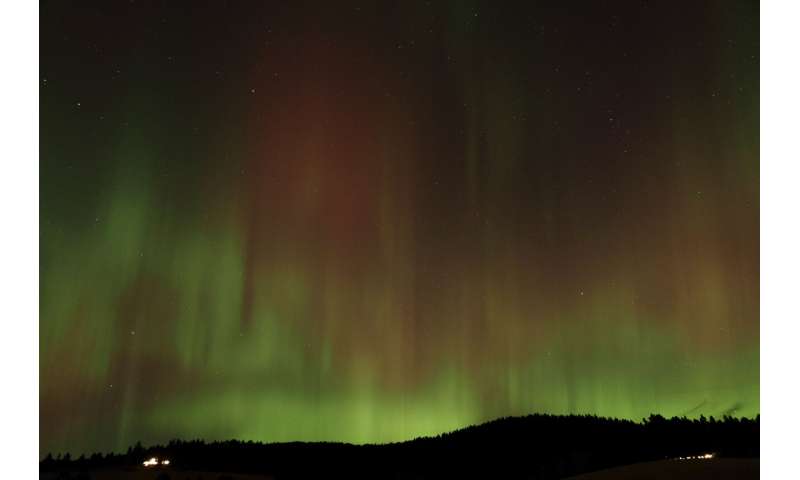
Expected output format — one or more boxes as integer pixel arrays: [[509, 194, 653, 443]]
[[40, 1, 758, 456]]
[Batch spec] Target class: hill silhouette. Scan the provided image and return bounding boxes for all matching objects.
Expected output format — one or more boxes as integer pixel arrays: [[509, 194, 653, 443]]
[[40, 413, 759, 479]]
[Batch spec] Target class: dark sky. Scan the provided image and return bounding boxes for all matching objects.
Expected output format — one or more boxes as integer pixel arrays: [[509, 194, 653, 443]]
[[40, 0, 759, 456]]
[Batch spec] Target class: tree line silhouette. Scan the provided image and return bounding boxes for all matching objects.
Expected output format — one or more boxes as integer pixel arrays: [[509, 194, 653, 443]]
[[41, 413, 759, 479]]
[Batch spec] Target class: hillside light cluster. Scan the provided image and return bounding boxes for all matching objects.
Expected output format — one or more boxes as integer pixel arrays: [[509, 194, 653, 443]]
[[143, 457, 170, 467], [676, 453, 715, 460]]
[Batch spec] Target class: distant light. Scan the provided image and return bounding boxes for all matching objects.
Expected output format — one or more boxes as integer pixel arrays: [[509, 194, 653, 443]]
[[675, 453, 715, 461], [143, 457, 158, 467], [162, 460, 170, 465]]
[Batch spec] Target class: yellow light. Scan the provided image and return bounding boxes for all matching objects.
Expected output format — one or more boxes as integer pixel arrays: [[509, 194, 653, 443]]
[[143, 457, 159, 467], [676, 453, 714, 461], [162, 460, 170, 465]]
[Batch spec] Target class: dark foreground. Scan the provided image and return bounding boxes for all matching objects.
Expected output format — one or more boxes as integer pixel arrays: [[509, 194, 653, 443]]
[[41, 414, 759, 479], [565, 458, 759, 479]]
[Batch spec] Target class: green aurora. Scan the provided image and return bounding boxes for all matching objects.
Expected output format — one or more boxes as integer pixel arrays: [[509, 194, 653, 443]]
[[40, 1, 759, 456]]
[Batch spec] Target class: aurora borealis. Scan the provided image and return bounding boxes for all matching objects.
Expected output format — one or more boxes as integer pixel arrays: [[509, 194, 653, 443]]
[[40, 1, 759, 456]]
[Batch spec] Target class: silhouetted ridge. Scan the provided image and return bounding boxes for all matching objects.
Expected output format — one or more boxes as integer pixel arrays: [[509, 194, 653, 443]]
[[40, 413, 759, 479]]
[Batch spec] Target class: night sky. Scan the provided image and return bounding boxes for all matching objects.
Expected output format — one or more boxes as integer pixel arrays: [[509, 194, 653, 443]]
[[40, 1, 759, 456]]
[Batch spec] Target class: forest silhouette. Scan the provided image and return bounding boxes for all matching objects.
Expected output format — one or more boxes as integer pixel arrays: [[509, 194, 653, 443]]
[[40, 413, 758, 479]]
